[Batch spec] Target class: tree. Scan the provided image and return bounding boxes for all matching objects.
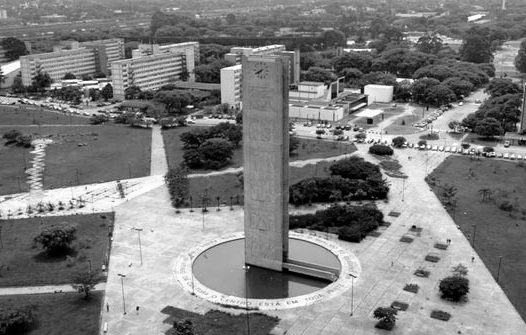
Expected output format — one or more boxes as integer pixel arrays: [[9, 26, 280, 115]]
[[124, 85, 142, 100], [33, 225, 76, 255], [333, 52, 373, 73], [413, 65, 456, 82], [425, 84, 456, 107], [515, 39, 526, 74], [153, 90, 192, 115], [392, 136, 406, 148], [1, 37, 28, 61], [339, 68, 363, 86], [195, 59, 233, 84], [443, 77, 474, 99], [225, 13, 236, 25], [165, 166, 189, 208], [474, 117, 503, 138], [2, 129, 22, 142], [439, 276, 469, 302], [485, 78, 521, 98], [63, 72, 76, 80], [11, 75, 24, 93], [448, 121, 460, 131], [329, 156, 381, 180], [0, 308, 36, 334], [373, 307, 398, 330], [302, 67, 336, 84], [72, 271, 100, 300], [198, 138, 234, 169], [101, 84, 113, 101], [31, 71, 52, 92], [361, 71, 396, 86], [460, 34, 491, 64], [320, 30, 346, 48], [415, 35, 443, 54]]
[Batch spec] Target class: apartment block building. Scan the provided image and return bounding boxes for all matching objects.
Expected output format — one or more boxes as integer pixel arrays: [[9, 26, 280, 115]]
[[220, 64, 242, 108], [111, 52, 190, 100], [20, 46, 107, 86], [224, 45, 287, 64], [20, 38, 124, 86], [80, 38, 125, 70], [132, 42, 199, 81]]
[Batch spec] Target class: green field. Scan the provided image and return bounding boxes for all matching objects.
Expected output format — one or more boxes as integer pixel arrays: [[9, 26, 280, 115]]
[[0, 292, 102, 335], [162, 126, 355, 172], [428, 156, 526, 320], [0, 105, 89, 125], [0, 124, 151, 195], [0, 213, 114, 287]]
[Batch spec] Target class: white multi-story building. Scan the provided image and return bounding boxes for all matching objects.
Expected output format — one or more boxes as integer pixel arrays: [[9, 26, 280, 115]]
[[220, 64, 242, 108], [131, 42, 198, 81], [111, 52, 190, 100], [80, 38, 125, 70], [20, 46, 107, 86], [20, 38, 124, 86]]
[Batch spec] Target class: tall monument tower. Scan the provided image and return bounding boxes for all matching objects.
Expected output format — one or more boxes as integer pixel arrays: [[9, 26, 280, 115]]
[[520, 83, 526, 133], [242, 55, 289, 271]]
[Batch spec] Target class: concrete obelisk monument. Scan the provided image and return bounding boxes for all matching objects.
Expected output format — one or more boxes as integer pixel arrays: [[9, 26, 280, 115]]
[[242, 55, 290, 271]]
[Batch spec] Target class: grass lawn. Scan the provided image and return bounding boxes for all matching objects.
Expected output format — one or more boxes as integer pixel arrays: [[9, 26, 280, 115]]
[[464, 133, 501, 148], [162, 126, 355, 172], [161, 306, 279, 335], [0, 124, 151, 194], [187, 161, 333, 207], [0, 105, 89, 125], [0, 291, 102, 335], [0, 144, 32, 195], [428, 156, 526, 320], [0, 213, 114, 287]]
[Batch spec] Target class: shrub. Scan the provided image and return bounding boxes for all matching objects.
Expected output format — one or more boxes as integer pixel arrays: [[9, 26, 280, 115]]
[[452, 264, 468, 277], [0, 308, 36, 334], [90, 114, 109, 125], [439, 275, 469, 301], [419, 133, 439, 140], [15, 134, 33, 148], [403, 284, 419, 293], [373, 307, 397, 331], [289, 204, 384, 242], [425, 254, 440, 263], [499, 200, 513, 212], [392, 136, 406, 148], [33, 224, 77, 255], [461, 143, 470, 149], [355, 132, 366, 140], [369, 144, 394, 156], [430, 310, 451, 321], [165, 166, 189, 208], [391, 301, 409, 311], [2, 129, 22, 142], [483, 146, 494, 153], [315, 129, 325, 135], [329, 156, 382, 180], [418, 140, 427, 146]]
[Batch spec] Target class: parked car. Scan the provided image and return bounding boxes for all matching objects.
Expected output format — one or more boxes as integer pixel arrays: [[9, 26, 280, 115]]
[[517, 154, 522, 160], [451, 146, 457, 153], [504, 141, 510, 147], [426, 144, 432, 150], [504, 153, 509, 159], [419, 144, 426, 150], [444, 146, 450, 152], [510, 154, 516, 160], [497, 152, 503, 158], [488, 152, 496, 158], [438, 146, 444, 151], [432, 145, 438, 151]]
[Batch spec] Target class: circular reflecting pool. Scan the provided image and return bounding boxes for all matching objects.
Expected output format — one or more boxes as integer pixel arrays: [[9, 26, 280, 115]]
[[192, 238, 341, 299]]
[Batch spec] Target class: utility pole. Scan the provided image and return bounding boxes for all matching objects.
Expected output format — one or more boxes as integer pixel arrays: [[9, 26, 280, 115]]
[[132, 228, 143, 265], [348, 273, 357, 316]]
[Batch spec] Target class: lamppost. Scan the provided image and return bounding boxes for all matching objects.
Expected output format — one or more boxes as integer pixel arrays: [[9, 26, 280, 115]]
[[496, 256, 503, 283], [402, 178, 406, 202], [348, 273, 357, 316], [188, 254, 195, 295], [132, 228, 143, 266], [189, 196, 194, 212], [117, 273, 126, 315]]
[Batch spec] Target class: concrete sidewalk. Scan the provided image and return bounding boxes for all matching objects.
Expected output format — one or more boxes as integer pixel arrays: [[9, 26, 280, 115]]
[[0, 283, 106, 296], [150, 125, 168, 176]]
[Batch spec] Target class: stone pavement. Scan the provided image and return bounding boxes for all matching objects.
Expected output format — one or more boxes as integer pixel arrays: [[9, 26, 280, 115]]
[[150, 125, 168, 176], [101, 146, 526, 335]]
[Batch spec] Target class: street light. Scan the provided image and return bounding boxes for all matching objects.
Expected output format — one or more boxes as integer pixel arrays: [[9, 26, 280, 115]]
[[348, 273, 357, 316], [117, 273, 126, 315], [402, 179, 406, 202], [132, 228, 143, 266]]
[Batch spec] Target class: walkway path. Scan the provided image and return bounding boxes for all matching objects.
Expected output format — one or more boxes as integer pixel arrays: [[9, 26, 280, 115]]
[[26, 138, 52, 197], [150, 125, 168, 176], [0, 283, 106, 296]]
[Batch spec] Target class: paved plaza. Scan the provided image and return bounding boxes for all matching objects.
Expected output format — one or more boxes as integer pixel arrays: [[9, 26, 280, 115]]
[[100, 145, 526, 335]]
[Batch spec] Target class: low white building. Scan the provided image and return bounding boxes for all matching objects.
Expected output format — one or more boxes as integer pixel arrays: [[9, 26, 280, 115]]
[[220, 64, 242, 109], [289, 81, 326, 102], [289, 104, 345, 122], [364, 84, 393, 104], [0, 60, 20, 89]]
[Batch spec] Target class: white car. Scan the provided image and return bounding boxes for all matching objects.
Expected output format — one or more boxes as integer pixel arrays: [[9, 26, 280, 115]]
[[451, 147, 457, 153], [438, 146, 444, 151], [517, 154, 522, 160], [432, 145, 438, 151], [489, 152, 496, 158], [426, 144, 432, 150], [510, 154, 516, 160], [504, 153, 509, 159], [444, 146, 450, 152]]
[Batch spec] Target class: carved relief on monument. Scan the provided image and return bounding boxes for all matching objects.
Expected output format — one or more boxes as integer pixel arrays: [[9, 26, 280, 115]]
[[246, 86, 276, 113], [246, 201, 274, 232]]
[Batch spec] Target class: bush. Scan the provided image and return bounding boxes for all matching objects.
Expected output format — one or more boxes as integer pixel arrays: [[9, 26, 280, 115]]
[[90, 114, 109, 125], [165, 166, 189, 208], [414, 267, 430, 278], [373, 307, 397, 330], [369, 144, 394, 156], [2, 129, 22, 142], [483, 146, 494, 153], [461, 143, 470, 149], [391, 136, 406, 148], [417, 140, 427, 146], [499, 200, 513, 212], [33, 224, 77, 255], [439, 275, 469, 301], [329, 156, 382, 180], [289, 204, 384, 242], [0, 308, 36, 334], [419, 133, 439, 140]]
